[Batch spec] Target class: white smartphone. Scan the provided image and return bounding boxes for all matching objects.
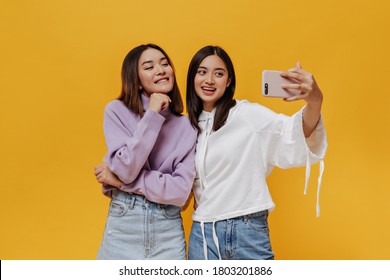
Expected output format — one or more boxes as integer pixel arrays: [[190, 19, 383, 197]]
[[262, 70, 300, 98]]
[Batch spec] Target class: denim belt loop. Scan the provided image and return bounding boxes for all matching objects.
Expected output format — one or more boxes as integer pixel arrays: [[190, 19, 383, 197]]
[[129, 195, 136, 210], [143, 196, 149, 208]]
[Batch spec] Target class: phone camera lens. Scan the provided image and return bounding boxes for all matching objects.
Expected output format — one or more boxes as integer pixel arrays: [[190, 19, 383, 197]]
[[265, 83, 268, 95]]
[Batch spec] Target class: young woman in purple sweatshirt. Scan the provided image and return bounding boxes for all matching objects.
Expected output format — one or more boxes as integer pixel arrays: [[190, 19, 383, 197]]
[[94, 44, 197, 260]]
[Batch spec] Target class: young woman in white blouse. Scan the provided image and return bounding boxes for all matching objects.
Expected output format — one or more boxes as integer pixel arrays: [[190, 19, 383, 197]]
[[186, 46, 327, 260]]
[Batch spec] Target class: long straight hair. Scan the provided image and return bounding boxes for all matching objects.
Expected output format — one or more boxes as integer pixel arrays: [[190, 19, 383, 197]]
[[118, 44, 183, 116], [186, 46, 236, 132]]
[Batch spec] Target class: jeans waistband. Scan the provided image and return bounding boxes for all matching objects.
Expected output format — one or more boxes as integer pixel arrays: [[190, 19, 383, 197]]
[[194, 210, 269, 224], [111, 189, 168, 209]]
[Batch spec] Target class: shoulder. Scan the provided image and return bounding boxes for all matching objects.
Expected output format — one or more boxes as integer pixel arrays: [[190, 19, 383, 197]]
[[104, 100, 138, 118], [230, 99, 281, 132], [103, 100, 141, 129], [234, 99, 275, 118], [104, 99, 126, 112]]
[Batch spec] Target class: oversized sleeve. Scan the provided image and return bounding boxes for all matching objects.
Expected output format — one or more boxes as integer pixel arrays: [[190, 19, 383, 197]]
[[103, 102, 165, 184], [244, 102, 327, 216], [266, 106, 327, 169], [119, 141, 196, 206], [242, 103, 326, 168]]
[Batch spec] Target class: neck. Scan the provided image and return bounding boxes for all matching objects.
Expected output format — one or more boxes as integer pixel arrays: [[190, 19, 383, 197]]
[[203, 104, 215, 112]]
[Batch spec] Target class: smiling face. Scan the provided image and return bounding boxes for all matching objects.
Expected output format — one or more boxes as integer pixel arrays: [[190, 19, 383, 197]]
[[137, 48, 174, 96], [194, 54, 231, 112]]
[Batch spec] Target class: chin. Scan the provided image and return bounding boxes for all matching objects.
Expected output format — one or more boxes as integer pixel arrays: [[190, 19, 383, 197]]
[[155, 87, 172, 94]]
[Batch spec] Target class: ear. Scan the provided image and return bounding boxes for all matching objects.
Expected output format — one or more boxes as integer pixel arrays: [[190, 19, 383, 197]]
[[226, 78, 231, 88]]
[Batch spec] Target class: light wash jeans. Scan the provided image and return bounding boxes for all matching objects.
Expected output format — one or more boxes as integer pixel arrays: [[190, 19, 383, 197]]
[[188, 210, 274, 260], [97, 189, 186, 260]]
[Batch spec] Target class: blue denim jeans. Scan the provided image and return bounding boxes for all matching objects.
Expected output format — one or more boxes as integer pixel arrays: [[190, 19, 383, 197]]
[[97, 190, 186, 260], [188, 210, 274, 260]]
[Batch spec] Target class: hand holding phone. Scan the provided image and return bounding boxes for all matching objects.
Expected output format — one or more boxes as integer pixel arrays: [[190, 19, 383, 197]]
[[262, 70, 301, 98]]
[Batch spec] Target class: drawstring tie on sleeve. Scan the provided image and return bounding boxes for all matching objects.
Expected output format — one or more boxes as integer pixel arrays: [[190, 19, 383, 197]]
[[304, 150, 325, 217]]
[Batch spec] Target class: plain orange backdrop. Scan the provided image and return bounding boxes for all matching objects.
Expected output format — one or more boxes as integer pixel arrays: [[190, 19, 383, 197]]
[[0, 0, 389, 259]]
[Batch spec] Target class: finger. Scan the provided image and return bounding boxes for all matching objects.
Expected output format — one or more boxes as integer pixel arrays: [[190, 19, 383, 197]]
[[98, 174, 107, 183], [163, 97, 171, 110], [283, 83, 313, 95], [287, 62, 302, 72], [283, 72, 313, 87], [286, 68, 308, 77], [94, 164, 104, 171], [96, 164, 105, 172], [288, 68, 313, 80], [281, 83, 302, 90], [283, 94, 306, 102], [280, 71, 305, 82], [164, 95, 171, 103], [299, 83, 313, 93], [283, 97, 298, 102]]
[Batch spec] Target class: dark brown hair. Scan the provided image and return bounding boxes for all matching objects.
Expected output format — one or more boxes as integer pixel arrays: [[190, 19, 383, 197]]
[[186, 46, 236, 131], [118, 44, 183, 116]]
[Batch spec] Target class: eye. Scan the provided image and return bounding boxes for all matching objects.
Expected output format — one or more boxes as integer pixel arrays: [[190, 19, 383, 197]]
[[160, 58, 170, 67], [215, 72, 224, 77], [144, 66, 153, 70], [197, 69, 206, 75]]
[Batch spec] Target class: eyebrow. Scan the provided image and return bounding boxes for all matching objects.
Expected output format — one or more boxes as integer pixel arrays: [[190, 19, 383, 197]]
[[141, 57, 168, 66], [198, 66, 227, 71]]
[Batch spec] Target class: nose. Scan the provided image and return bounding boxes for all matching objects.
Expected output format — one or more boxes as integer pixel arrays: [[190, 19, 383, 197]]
[[156, 64, 166, 75], [205, 73, 215, 85]]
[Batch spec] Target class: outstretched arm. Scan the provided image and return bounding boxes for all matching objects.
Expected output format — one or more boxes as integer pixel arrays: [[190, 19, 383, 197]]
[[280, 62, 323, 137]]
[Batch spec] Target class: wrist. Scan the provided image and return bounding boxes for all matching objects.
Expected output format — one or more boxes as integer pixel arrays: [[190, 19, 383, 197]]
[[148, 106, 160, 113], [306, 97, 322, 110]]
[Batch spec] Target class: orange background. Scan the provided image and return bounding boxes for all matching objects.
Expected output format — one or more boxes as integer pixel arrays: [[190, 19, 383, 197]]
[[1, 0, 389, 259]]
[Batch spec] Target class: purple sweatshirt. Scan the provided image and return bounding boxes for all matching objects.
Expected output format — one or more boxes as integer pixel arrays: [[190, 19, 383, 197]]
[[101, 94, 197, 206]]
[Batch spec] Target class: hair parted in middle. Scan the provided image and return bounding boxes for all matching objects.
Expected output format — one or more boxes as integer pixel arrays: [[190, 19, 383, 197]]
[[186, 45, 236, 132], [118, 43, 183, 117]]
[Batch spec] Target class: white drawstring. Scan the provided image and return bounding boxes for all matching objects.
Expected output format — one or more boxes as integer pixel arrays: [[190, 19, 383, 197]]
[[212, 222, 222, 260], [200, 222, 208, 260], [200, 221, 222, 260], [316, 159, 325, 217], [198, 113, 213, 190], [304, 149, 325, 217], [304, 153, 311, 195]]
